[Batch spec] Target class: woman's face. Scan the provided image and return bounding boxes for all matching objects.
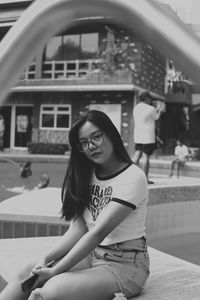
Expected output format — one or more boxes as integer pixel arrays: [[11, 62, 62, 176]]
[[78, 121, 115, 165]]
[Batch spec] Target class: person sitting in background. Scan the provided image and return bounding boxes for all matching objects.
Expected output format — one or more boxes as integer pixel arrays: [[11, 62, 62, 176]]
[[19, 161, 32, 178], [169, 140, 190, 178]]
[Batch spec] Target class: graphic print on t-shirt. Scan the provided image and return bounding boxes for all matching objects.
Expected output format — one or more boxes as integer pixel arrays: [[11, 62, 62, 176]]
[[89, 184, 113, 221]]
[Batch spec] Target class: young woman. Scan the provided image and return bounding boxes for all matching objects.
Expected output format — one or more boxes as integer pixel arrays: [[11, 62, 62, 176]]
[[0, 110, 149, 300]]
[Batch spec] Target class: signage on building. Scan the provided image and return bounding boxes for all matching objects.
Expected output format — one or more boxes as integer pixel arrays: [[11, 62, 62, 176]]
[[17, 115, 28, 132]]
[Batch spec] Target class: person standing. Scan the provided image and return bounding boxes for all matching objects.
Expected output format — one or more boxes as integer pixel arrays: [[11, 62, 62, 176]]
[[0, 110, 149, 300], [0, 114, 5, 151], [169, 140, 190, 178], [133, 90, 165, 184]]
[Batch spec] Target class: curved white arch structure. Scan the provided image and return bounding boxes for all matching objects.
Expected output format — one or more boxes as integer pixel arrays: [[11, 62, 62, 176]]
[[0, 0, 200, 104]]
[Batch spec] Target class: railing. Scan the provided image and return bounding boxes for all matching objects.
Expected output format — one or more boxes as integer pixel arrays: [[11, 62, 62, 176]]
[[166, 79, 186, 94], [43, 59, 102, 79], [20, 62, 36, 80], [18, 58, 133, 84], [19, 59, 102, 80]]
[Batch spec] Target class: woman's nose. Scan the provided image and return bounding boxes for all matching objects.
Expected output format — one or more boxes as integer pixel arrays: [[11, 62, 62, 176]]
[[88, 140, 96, 150]]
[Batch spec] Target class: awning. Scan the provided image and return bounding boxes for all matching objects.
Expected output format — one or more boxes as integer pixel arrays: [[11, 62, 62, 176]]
[[12, 84, 136, 92], [11, 84, 165, 101]]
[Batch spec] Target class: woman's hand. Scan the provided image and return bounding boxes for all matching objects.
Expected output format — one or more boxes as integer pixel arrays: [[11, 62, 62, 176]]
[[28, 258, 53, 290], [32, 258, 46, 274], [31, 266, 54, 290]]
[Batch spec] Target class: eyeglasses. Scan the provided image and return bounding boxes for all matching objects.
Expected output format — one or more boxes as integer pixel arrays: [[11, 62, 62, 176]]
[[77, 132, 104, 152]]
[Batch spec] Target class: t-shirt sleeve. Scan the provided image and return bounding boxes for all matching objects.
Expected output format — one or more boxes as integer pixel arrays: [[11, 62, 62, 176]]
[[152, 107, 159, 120], [111, 170, 148, 209]]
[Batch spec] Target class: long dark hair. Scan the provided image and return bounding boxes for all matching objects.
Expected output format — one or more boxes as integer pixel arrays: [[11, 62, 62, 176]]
[[61, 110, 132, 221]]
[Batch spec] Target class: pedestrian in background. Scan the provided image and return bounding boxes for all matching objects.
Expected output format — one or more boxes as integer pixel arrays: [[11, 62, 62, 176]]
[[0, 113, 5, 151], [0, 110, 149, 300], [133, 90, 165, 184], [169, 140, 190, 178]]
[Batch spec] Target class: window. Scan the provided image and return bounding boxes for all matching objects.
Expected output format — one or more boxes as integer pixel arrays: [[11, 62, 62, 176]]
[[40, 105, 71, 130], [44, 33, 99, 61]]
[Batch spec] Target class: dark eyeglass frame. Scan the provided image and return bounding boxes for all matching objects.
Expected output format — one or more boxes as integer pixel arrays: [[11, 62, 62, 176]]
[[77, 132, 104, 152]]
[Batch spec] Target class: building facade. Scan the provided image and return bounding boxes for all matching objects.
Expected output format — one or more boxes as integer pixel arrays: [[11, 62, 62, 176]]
[[0, 0, 166, 154]]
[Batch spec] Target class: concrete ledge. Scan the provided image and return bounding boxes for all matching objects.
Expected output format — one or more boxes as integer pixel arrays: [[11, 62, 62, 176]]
[[136, 247, 200, 300], [1, 237, 200, 299], [150, 158, 200, 178], [0, 188, 67, 238], [149, 184, 200, 205], [1, 183, 200, 240]]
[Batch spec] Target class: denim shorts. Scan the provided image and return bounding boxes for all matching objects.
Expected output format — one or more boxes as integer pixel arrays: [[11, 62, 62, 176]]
[[90, 237, 150, 298]]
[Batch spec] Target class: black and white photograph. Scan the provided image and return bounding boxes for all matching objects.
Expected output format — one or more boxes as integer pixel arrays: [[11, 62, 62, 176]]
[[0, 0, 200, 299]]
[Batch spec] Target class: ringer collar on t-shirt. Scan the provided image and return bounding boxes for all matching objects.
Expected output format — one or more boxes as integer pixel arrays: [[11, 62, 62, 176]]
[[95, 162, 133, 181]]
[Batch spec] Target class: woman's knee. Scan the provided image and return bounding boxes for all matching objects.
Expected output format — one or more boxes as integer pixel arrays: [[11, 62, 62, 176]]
[[34, 277, 65, 300], [37, 275, 77, 300], [29, 288, 44, 300]]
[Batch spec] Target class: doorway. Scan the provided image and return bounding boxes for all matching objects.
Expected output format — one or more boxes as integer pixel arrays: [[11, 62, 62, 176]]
[[14, 106, 33, 147]]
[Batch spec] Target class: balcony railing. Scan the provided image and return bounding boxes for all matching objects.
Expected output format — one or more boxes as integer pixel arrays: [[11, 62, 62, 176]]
[[20, 62, 36, 80], [44, 59, 103, 79], [166, 80, 186, 94], [19, 59, 102, 80], [18, 58, 133, 85]]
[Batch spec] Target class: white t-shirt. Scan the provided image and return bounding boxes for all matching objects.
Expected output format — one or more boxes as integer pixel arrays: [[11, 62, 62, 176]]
[[133, 102, 157, 144], [175, 145, 189, 160], [83, 163, 148, 245]]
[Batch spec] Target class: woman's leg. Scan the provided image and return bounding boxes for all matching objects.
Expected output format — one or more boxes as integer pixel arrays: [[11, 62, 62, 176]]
[[0, 262, 35, 300], [0, 256, 92, 300], [28, 266, 119, 300]]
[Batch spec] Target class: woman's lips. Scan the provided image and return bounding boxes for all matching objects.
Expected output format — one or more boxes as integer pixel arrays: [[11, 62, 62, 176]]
[[90, 152, 101, 159]]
